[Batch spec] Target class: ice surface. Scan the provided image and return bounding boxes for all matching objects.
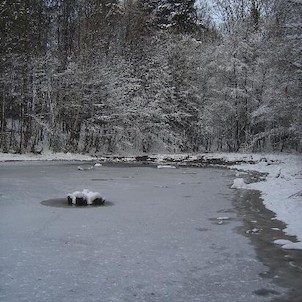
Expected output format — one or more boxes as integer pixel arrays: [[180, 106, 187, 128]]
[[0, 151, 301, 248], [0, 162, 284, 302]]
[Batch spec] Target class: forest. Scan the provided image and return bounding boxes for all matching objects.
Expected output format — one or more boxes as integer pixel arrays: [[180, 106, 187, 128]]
[[0, 0, 301, 154]]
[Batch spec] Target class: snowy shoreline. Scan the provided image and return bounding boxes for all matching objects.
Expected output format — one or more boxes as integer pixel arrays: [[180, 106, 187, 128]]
[[0, 151, 301, 249]]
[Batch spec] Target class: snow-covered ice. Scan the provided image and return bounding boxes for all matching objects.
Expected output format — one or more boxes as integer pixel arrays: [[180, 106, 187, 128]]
[[231, 178, 248, 189], [274, 239, 302, 250], [157, 165, 177, 169], [274, 239, 294, 246], [217, 216, 230, 220]]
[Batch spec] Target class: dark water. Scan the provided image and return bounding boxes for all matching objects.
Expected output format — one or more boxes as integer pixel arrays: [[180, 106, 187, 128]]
[[233, 189, 302, 302]]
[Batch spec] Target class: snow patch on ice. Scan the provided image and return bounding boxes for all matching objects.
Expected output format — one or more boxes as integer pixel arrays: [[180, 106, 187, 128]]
[[157, 165, 176, 169], [231, 178, 248, 189], [217, 216, 230, 220], [273, 239, 302, 250], [282, 242, 302, 250], [274, 239, 294, 246]]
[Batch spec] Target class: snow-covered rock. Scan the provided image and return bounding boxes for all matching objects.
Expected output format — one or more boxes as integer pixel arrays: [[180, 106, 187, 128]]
[[67, 189, 104, 206], [82, 189, 104, 205]]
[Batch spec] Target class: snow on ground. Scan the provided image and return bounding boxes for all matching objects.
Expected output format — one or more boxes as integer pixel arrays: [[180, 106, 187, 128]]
[[0, 151, 301, 248], [0, 151, 96, 162], [231, 178, 248, 189], [227, 154, 302, 249]]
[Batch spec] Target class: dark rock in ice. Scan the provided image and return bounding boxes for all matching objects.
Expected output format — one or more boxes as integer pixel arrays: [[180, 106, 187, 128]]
[[67, 195, 73, 205], [75, 197, 87, 206], [93, 198, 105, 206]]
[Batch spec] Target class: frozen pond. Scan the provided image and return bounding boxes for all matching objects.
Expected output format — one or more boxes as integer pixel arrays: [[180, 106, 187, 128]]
[[0, 161, 288, 301]]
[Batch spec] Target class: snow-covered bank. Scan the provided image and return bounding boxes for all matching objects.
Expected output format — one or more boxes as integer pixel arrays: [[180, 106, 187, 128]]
[[0, 151, 301, 249], [0, 151, 96, 162], [229, 154, 302, 249]]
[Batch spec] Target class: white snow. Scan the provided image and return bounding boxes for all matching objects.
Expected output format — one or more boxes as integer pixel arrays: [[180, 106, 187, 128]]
[[157, 165, 176, 169], [274, 239, 294, 246], [282, 242, 302, 250], [217, 216, 230, 220], [68, 189, 103, 205], [272, 228, 281, 231], [0, 151, 96, 162], [274, 239, 302, 250], [67, 191, 85, 205], [231, 178, 248, 189], [83, 189, 103, 205]]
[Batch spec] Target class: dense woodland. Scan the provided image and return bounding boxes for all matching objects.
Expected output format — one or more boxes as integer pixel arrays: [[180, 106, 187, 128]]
[[0, 0, 301, 154]]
